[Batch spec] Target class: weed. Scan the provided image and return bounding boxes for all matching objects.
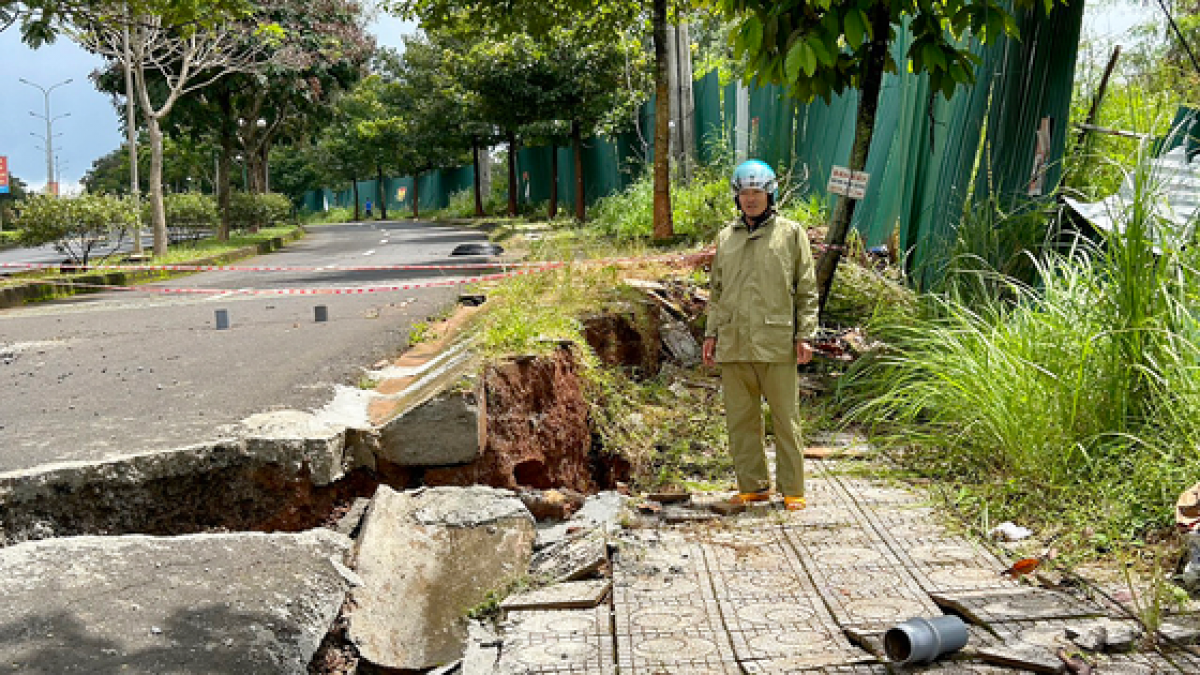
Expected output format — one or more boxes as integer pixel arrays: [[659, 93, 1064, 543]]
[[406, 321, 436, 347]]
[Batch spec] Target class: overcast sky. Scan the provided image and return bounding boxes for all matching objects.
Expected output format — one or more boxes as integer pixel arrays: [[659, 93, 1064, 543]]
[[0, 3, 1157, 194], [0, 11, 415, 193]]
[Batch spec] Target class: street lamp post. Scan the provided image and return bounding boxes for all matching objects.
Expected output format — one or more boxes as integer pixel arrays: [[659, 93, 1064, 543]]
[[19, 77, 72, 196]]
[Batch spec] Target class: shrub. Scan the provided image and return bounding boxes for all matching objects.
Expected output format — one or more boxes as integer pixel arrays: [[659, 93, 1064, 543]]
[[17, 194, 136, 265], [229, 192, 295, 231], [161, 192, 218, 245]]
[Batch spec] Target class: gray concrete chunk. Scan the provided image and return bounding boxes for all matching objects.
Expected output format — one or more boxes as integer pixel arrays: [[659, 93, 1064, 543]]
[[347, 485, 535, 671], [377, 392, 480, 466], [500, 580, 612, 611], [242, 409, 348, 485], [0, 529, 352, 675]]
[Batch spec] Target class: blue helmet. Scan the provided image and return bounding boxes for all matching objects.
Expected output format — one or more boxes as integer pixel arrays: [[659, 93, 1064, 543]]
[[731, 160, 778, 200]]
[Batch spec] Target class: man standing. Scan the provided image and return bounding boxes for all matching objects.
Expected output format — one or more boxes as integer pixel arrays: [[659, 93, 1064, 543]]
[[701, 160, 819, 511]]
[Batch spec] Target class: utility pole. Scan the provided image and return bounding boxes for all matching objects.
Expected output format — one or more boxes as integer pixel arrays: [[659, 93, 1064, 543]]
[[19, 77, 72, 196]]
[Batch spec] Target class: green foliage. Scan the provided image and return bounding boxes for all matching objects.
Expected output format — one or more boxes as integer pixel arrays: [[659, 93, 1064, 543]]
[[159, 192, 219, 245], [429, 188, 478, 219], [838, 146, 1200, 547], [16, 194, 137, 265], [591, 167, 733, 243], [710, 0, 1029, 104], [228, 192, 294, 230], [590, 161, 829, 244]]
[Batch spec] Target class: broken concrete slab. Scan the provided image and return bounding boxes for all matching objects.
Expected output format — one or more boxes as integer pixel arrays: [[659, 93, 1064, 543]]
[[347, 485, 535, 671], [500, 579, 612, 612], [0, 439, 341, 546], [242, 409, 349, 485], [535, 490, 627, 549], [332, 497, 372, 538], [931, 586, 1107, 624], [376, 390, 480, 466], [1065, 618, 1142, 652], [530, 530, 609, 583], [0, 528, 351, 675], [660, 318, 701, 366]]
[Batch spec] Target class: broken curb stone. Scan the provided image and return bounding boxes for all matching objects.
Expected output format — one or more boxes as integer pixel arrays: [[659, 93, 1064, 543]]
[[377, 391, 480, 466], [0, 529, 351, 675], [499, 579, 612, 612], [242, 409, 349, 486], [347, 485, 535, 671]]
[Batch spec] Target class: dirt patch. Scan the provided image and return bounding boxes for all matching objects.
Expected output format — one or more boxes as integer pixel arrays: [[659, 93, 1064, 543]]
[[424, 344, 599, 493], [581, 309, 662, 380]]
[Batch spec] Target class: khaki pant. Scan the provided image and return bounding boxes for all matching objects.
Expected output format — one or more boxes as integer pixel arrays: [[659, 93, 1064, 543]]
[[720, 362, 805, 497]]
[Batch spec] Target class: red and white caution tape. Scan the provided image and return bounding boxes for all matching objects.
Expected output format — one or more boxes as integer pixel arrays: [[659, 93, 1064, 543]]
[[27, 267, 553, 296]]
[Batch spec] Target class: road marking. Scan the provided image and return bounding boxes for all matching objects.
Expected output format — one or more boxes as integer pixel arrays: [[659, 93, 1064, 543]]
[[363, 250, 376, 256]]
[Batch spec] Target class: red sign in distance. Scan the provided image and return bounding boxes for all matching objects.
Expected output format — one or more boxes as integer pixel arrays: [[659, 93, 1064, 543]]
[[0, 156, 9, 194]]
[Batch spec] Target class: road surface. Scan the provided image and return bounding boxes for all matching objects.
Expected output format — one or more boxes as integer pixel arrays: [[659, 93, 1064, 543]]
[[0, 221, 497, 474]]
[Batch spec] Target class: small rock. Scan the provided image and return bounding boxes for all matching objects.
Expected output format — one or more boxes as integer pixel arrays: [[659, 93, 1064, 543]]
[[989, 521, 1033, 542]]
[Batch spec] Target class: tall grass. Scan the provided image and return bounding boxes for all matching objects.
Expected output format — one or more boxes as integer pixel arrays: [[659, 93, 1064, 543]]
[[840, 142, 1200, 545]]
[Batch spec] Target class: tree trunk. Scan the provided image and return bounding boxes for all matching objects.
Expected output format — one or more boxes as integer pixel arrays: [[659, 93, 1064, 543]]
[[572, 120, 586, 222], [814, 3, 890, 313], [651, 0, 673, 240], [549, 141, 558, 220], [377, 164, 388, 220], [473, 141, 484, 217], [412, 171, 421, 219], [351, 178, 360, 222], [217, 131, 233, 241], [507, 132, 518, 217], [147, 116, 168, 256]]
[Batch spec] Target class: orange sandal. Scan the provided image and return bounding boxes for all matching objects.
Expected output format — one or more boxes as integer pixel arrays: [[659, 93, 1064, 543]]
[[727, 490, 772, 505], [783, 496, 807, 511]]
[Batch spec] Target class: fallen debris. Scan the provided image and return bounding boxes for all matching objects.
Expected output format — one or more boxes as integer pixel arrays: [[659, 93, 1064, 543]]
[[346, 485, 535, 671], [499, 579, 611, 612]]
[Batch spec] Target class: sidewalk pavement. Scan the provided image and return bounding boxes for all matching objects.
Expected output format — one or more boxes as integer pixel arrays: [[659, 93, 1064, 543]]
[[491, 456, 1200, 674]]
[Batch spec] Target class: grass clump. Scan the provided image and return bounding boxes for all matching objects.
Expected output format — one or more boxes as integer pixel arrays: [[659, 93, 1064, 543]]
[[839, 142, 1200, 555]]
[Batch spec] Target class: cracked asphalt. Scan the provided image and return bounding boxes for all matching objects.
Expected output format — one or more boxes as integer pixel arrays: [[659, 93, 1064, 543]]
[[0, 221, 495, 474]]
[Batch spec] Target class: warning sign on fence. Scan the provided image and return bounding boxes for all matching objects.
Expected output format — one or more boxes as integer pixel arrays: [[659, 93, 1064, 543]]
[[827, 165, 869, 201]]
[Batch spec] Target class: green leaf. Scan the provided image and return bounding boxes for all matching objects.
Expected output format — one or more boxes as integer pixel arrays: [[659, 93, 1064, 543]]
[[922, 43, 946, 71], [785, 40, 806, 82], [802, 42, 818, 76], [743, 15, 763, 53], [941, 75, 957, 100], [808, 35, 835, 66], [844, 8, 865, 50]]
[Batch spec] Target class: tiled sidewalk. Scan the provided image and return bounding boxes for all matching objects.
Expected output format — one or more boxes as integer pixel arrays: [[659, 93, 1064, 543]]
[[495, 458, 1200, 674]]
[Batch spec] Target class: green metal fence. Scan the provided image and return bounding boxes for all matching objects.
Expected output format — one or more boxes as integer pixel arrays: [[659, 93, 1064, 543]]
[[304, 1, 1086, 277]]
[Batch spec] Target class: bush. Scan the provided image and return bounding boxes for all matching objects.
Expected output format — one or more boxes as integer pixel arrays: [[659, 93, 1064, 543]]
[[16, 194, 136, 265], [161, 192, 218, 245], [229, 192, 295, 231]]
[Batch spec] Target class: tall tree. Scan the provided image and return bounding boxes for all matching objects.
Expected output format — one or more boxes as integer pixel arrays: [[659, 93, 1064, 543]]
[[75, 14, 266, 255], [392, 0, 675, 235], [710, 0, 1060, 311], [457, 32, 559, 216], [543, 22, 650, 221]]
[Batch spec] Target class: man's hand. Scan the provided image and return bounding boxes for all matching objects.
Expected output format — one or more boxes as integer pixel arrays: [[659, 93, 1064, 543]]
[[796, 340, 813, 365], [702, 337, 717, 367]]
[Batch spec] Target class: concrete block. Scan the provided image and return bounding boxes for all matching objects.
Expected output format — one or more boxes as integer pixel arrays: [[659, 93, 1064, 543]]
[[347, 485, 535, 671], [0, 529, 352, 674], [376, 391, 480, 466]]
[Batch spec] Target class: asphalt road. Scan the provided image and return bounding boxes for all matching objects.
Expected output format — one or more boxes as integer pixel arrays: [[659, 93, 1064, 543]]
[[0, 221, 496, 475]]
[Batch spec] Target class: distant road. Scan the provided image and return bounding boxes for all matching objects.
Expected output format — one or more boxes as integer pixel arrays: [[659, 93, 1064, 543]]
[[0, 221, 496, 474]]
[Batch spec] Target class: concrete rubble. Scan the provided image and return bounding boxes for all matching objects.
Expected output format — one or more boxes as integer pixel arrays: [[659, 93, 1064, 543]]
[[346, 485, 535, 671], [0, 529, 351, 674]]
